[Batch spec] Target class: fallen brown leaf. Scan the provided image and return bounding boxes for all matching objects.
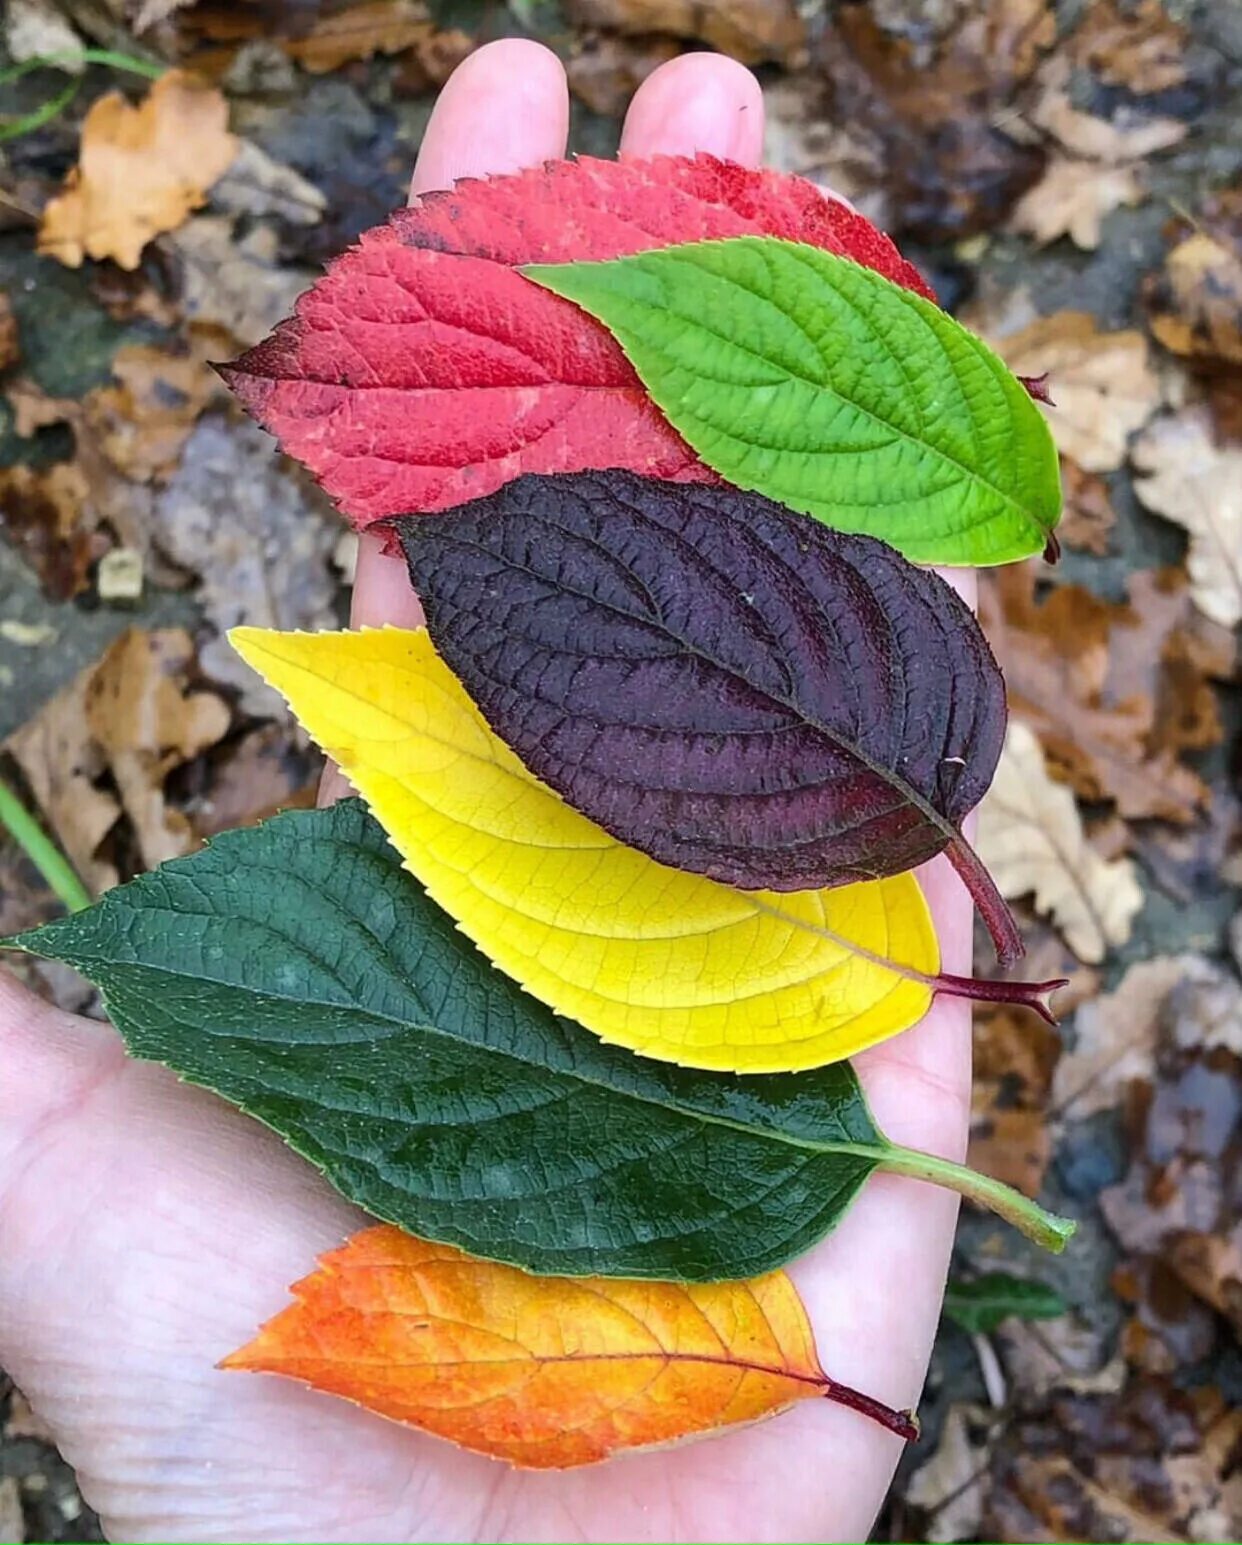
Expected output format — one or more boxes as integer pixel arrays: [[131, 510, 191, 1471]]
[[817, 0, 1052, 241], [986, 311, 1160, 471], [82, 343, 218, 483], [85, 629, 231, 869], [906, 1403, 997, 1545], [1096, 963, 1242, 1335], [1132, 405, 1242, 629], [994, 1313, 1126, 1406], [4, 344, 221, 587], [284, 0, 438, 73], [1051, 956, 1204, 1118], [1006, 49, 1186, 250], [1147, 198, 1242, 371], [5, 627, 231, 891], [189, 722, 319, 840], [566, 0, 806, 66], [976, 721, 1143, 964], [38, 69, 238, 271], [0, 461, 100, 601], [0, 292, 17, 371], [978, 565, 1225, 824], [1009, 155, 1144, 250], [969, 1106, 1053, 1200], [5, 669, 125, 897], [1025, 54, 1188, 163], [1065, 0, 1188, 94], [1114, 1258, 1218, 1378], [971, 950, 1070, 1201]]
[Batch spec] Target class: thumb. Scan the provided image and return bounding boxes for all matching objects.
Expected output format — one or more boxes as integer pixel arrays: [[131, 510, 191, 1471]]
[[0, 969, 125, 1197]]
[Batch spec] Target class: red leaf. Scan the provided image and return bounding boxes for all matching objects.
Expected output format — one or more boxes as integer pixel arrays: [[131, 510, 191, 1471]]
[[220, 154, 935, 528]]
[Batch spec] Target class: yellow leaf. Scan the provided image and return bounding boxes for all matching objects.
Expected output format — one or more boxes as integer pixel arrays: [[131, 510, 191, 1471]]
[[231, 626, 939, 1073], [224, 1225, 918, 1469], [37, 70, 238, 271]]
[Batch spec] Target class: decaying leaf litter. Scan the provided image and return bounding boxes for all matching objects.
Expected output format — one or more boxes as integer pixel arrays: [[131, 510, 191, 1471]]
[[1, 1, 1240, 1539]]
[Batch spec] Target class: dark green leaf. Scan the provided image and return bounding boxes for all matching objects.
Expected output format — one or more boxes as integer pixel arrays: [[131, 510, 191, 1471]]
[[943, 1271, 1067, 1335], [7, 802, 1073, 1279]]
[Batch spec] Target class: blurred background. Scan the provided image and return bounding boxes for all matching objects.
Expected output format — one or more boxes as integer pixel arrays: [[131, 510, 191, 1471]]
[[0, 1, 1239, 1540]]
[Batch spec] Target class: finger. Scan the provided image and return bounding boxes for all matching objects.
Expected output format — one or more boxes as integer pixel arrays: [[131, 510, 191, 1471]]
[[333, 40, 574, 812], [410, 38, 569, 200], [0, 969, 124, 1184], [620, 52, 764, 164], [347, 39, 569, 638], [347, 530, 424, 630]]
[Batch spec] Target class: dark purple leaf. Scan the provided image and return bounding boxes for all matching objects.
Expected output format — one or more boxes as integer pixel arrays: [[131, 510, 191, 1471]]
[[394, 471, 1023, 963]]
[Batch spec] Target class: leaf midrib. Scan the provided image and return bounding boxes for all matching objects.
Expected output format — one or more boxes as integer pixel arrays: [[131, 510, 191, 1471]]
[[35, 907, 889, 1171], [270, 1341, 827, 1392]]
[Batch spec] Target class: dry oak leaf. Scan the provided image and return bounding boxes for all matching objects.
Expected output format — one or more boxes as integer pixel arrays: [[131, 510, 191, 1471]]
[[1007, 52, 1185, 251], [0, 292, 17, 371], [1148, 225, 1242, 370], [84, 627, 231, 870], [225, 1226, 916, 1469], [565, 0, 806, 66], [1051, 955, 1229, 1119], [976, 721, 1143, 965], [1132, 405, 1242, 629], [978, 565, 1223, 824], [988, 311, 1159, 472], [82, 342, 219, 483], [283, 0, 439, 73], [1025, 55, 1187, 164], [38, 69, 239, 271], [4, 627, 230, 892], [1009, 156, 1144, 250], [1065, 0, 1188, 94], [0, 460, 99, 602]]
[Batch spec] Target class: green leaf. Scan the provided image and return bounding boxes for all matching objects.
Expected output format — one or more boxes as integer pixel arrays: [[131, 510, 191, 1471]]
[[6, 801, 1073, 1280], [523, 237, 1063, 567], [943, 1271, 1067, 1335]]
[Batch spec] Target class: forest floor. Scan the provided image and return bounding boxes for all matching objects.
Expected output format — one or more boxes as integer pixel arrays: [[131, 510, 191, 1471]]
[[1, 1, 1240, 1541]]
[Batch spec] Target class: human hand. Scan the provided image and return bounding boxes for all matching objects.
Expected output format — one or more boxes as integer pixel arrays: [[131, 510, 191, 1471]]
[[0, 41, 975, 1544]]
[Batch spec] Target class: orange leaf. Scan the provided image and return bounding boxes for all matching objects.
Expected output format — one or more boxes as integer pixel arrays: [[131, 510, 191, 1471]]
[[224, 1227, 918, 1469]]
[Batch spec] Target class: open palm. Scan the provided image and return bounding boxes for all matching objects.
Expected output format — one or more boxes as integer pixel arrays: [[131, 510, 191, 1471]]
[[0, 43, 975, 1544]]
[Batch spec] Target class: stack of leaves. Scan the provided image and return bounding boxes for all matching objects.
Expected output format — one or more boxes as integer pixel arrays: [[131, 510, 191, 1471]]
[[6, 154, 1074, 1468]]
